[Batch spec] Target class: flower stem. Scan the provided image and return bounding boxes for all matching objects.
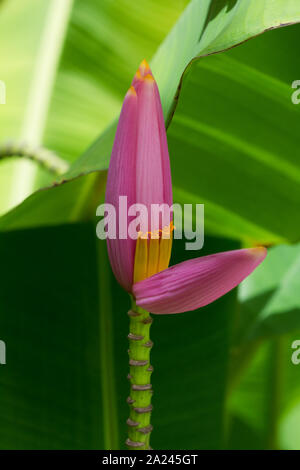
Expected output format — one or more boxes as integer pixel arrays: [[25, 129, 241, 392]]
[[126, 298, 153, 450]]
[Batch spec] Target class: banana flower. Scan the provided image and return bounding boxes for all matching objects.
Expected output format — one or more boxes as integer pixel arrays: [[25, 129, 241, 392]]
[[104, 59, 266, 450]]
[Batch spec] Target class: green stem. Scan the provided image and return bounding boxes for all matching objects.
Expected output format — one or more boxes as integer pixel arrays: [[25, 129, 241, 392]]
[[0, 141, 69, 176], [126, 298, 153, 450]]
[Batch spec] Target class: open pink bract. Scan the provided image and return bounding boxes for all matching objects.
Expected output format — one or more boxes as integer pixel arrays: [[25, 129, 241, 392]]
[[133, 247, 267, 314]]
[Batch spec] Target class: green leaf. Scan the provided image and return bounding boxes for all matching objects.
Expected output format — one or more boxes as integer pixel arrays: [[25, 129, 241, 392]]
[[0, 0, 187, 216], [237, 243, 300, 342], [228, 241, 300, 449], [228, 243, 300, 409], [44, 0, 189, 161], [280, 400, 300, 450], [227, 415, 265, 450], [169, 43, 300, 244], [0, 224, 103, 449], [1, 0, 300, 233], [228, 340, 281, 449], [228, 334, 300, 450], [0, 0, 73, 213]]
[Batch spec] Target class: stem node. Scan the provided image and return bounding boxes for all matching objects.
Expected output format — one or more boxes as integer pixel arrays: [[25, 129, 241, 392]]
[[126, 301, 153, 450]]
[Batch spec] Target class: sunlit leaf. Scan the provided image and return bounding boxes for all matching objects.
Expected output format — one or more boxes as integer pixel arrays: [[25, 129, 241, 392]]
[[1, 0, 300, 234], [238, 243, 300, 342]]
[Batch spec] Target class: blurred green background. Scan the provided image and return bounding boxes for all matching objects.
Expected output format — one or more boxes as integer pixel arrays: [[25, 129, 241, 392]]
[[0, 0, 300, 450]]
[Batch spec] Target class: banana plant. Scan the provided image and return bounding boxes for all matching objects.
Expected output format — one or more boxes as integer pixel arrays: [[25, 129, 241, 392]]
[[0, 0, 300, 450]]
